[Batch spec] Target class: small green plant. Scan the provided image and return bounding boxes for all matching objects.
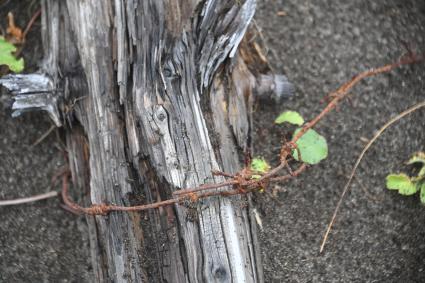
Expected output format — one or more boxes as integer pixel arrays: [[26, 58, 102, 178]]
[[250, 157, 270, 177], [275, 110, 304, 126], [0, 36, 24, 73], [291, 128, 328, 164], [386, 151, 425, 204], [275, 110, 328, 164], [250, 158, 270, 190], [250, 110, 328, 174]]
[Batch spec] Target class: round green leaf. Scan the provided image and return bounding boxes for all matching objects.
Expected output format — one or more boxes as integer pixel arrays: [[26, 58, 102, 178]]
[[386, 173, 418, 196], [0, 36, 24, 73], [275, 110, 304, 126], [292, 128, 328, 164]]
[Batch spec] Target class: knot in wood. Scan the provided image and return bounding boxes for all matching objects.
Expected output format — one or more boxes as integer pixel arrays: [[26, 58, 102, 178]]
[[157, 112, 166, 122], [153, 105, 168, 123], [212, 266, 228, 281], [162, 67, 172, 78]]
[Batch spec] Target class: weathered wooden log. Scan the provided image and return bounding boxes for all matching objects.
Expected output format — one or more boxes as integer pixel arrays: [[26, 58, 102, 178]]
[[0, 0, 292, 282], [0, 74, 61, 125]]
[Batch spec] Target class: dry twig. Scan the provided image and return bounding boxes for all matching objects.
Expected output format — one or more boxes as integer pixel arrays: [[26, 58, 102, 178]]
[[22, 8, 41, 41], [30, 124, 56, 148], [0, 191, 58, 206], [320, 101, 425, 253]]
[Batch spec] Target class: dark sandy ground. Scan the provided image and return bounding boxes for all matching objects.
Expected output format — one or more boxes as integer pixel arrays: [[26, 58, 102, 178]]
[[254, 0, 425, 282], [0, 0, 424, 282], [0, 1, 92, 282]]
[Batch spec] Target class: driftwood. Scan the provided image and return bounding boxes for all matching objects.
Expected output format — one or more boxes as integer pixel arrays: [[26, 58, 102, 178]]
[[0, 0, 292, 282]]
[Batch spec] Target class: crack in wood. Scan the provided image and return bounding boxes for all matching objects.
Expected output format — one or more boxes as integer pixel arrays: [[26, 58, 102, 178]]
[[0, 0, 278, 282]]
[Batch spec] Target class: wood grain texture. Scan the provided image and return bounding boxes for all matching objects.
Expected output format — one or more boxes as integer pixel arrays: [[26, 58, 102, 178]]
[[1, 0, 269, 282], [118, 0, 260, 281]]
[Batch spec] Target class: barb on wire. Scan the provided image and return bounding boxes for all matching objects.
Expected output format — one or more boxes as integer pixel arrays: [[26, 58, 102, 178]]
[[60, 53, 423, 216]]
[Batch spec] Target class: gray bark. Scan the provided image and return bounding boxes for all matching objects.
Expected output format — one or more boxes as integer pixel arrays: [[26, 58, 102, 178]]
[[0, 0, 291, 282]]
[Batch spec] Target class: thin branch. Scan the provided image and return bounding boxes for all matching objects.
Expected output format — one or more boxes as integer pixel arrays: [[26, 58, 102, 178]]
[[0, 191, 58, 206], [320, 101, 425, 253], [22, 8, 41, 41]]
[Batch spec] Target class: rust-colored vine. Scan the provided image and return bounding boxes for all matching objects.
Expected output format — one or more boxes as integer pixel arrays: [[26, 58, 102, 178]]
[[61, 53, 423, 215]]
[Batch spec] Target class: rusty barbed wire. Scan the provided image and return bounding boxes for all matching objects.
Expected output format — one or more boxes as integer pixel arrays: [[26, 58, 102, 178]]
[[61, 53, 424, 215]]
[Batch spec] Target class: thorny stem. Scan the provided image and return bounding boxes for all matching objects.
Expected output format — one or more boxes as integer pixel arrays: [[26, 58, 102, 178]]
[[60, 54, 422, 215]]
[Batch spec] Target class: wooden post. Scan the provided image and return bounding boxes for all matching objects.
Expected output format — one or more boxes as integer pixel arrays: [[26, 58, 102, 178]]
[[1, 0, 291, 281]]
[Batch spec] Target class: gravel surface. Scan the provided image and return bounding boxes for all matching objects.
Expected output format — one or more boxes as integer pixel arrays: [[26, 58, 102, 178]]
[[254, 0, 425, 282], [0, 2, 91, 282], [0, 0, 424, 282]]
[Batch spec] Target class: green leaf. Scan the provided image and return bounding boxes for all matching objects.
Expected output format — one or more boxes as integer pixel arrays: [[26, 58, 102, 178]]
[[386, 173, 418, 196], [418, 166, 425, 178], [407, 151, 425, 165], [0, 36, 24, 73], [292, 128, 328, 164], [250, 158, 270, 174], [275, 110, 304, 126], [420, 183, 425, 204]]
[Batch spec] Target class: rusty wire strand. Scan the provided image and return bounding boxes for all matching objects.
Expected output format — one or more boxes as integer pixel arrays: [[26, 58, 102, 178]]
[[61, 53, 423, 215]]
